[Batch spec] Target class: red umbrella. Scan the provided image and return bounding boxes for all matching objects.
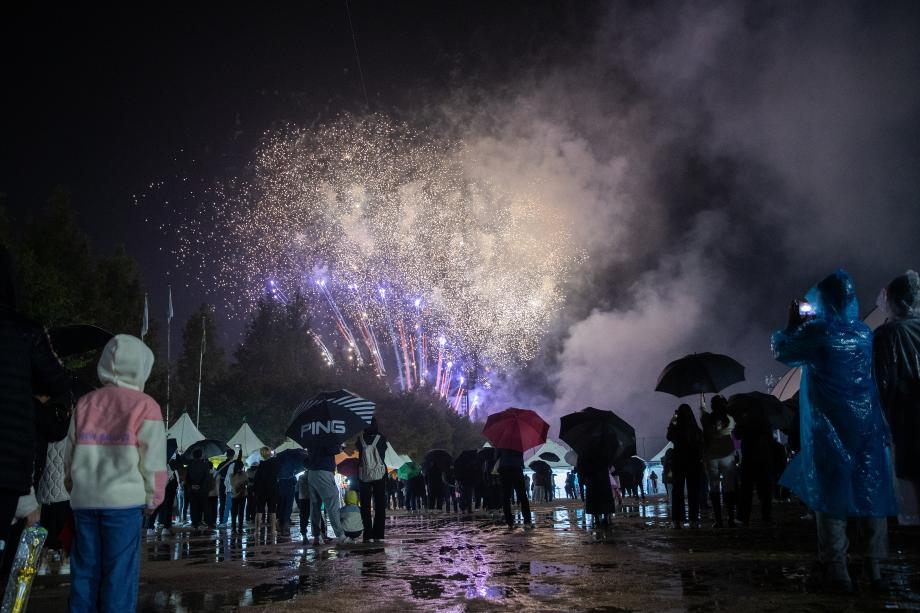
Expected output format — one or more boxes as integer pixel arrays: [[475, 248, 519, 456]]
[[337, 457, 360, 477], [482, 408, 549, 453]]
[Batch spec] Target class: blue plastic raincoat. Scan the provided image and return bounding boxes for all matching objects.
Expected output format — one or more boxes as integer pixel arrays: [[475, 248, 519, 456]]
[[772, 270, 897, 518]]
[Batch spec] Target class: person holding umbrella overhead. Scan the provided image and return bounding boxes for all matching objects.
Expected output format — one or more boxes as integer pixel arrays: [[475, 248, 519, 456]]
[[559, 407, 635, 529], [482, 408, 548, 529], [303, 443, 342, 545], [286, 390, 375, 546], [666, 404, 704, 529]]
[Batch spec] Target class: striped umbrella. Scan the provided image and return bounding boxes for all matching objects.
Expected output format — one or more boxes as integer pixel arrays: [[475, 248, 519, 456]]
[[286, 389, 375, 448]]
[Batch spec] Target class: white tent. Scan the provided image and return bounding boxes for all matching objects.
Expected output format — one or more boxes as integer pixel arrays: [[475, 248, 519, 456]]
[[274, 438, 302, 454], [166, 413, 204, 453], [525, 439, 573, 470], [228, 422, 266, 459], [649, 442, 673, 464], [384, 442, 407, 469]]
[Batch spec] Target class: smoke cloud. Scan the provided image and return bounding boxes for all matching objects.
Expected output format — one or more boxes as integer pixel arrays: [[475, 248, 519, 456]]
[[452, 0, 920, 448]]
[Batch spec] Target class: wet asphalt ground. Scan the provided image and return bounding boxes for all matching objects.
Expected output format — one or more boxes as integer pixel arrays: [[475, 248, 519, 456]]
[[30, 497, 920, 612]]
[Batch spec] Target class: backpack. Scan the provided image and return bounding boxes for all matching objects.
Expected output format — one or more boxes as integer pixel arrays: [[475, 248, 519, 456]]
[[358, 434, 386, 482]]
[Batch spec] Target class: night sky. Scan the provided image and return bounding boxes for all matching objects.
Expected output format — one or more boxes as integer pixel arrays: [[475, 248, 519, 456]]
[[4, 2, 919, 443], [3, 3, 592, 306]]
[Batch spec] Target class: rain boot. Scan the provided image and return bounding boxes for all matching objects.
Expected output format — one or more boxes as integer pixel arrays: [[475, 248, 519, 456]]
[[254, 513, 263, 530], [269, 513, 277, 533], [710, 493, 723, 528]]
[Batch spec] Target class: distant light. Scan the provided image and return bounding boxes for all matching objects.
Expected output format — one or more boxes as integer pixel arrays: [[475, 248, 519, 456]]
[[459, 376, 465, 385], [378, 288, 386, 297], [269, 280, 276, 286], [447, 361, 453, 368], [414, 298, 421, 307], [439, 336, 446, 346]]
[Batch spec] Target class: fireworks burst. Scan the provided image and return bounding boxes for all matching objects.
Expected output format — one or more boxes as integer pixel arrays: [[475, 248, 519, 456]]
[[171, 114, 581, 375]]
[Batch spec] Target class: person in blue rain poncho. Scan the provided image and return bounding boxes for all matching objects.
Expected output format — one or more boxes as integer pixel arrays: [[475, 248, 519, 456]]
[[772, 269, 897, 592]]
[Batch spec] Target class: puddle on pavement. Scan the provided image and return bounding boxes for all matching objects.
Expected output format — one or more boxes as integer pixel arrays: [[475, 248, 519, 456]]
[[31, 501, 920, 612]]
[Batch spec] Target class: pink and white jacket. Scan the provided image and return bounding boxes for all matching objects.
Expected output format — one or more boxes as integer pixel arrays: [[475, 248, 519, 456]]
[[65, 334, 167, 510]]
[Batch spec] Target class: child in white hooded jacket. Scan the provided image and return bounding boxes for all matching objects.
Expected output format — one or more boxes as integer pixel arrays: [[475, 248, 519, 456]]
[[65, 334, 166, 613]]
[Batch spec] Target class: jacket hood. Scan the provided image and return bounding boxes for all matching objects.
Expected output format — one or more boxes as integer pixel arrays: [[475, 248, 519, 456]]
[[97, 334, 154, 391], [806, 269, 859, 323], [885, 270, 919, 320]]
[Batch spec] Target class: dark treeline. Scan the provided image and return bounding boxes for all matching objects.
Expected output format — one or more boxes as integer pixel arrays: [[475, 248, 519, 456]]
[[1, 193, 484, 457]]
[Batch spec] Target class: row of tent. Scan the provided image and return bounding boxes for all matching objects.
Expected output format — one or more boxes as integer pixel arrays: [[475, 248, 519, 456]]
[[166, 411, 579, 473], [166, 414, 269, 460]]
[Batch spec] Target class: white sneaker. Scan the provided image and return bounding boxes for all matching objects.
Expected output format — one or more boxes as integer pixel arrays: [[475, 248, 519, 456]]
[[145, 528, 156, 537], [161, 528, 172, 536]]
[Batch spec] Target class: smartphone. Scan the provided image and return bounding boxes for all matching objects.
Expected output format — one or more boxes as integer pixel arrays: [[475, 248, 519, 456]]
[[798, 302, 815, 317]]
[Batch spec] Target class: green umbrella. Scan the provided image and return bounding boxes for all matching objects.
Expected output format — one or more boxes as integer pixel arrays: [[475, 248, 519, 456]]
[[397, 461, 422, 480]]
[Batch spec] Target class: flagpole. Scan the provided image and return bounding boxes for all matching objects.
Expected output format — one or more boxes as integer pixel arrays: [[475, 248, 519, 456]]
[[196, 314, 206, 428], [166, 286, 172, 426], [141, 293, 149, 340]]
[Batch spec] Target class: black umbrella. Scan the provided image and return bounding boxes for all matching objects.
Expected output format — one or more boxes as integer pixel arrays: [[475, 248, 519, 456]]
[[423, 449, 453, 474], [528, 459, 552, 474], [477, 447, 499, 475], [286, 389, 374, 448], [560, 407, 636, 466], [275, 448, 309, 479], [453, 450, 481, 482], [619, 455, 646, 478], [48, 325, 114, 358], [655, 352, 745, 397], [727, 391, 794, 431], [181, 439, 230, 462], [538, 452, 562, 463]]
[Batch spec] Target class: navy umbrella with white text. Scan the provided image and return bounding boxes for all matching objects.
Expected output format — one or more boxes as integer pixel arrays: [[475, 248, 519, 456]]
[[286, 389, 374, 449]]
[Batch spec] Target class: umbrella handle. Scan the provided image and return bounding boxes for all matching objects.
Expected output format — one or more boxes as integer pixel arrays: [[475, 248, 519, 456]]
[[699, 392, 706, 411]]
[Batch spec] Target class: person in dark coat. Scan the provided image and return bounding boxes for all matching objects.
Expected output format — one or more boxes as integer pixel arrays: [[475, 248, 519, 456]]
[[496, 447, 532, 529], [253, 449, 280, 531], [425, 462, 446, 512], [666, 404, 703, 529], [873, 270, 920, 497], [184, 449, 211, 532], [356, 418, 388, 541], [734, 407, 775, 526], [0, 247, 71, 558], [577, 458, 615, 529]]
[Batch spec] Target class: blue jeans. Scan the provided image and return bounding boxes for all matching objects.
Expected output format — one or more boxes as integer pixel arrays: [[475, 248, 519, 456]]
[[816, 512, 888, 583], [70, 508, 143, 613], [308, 470, 343, 539]]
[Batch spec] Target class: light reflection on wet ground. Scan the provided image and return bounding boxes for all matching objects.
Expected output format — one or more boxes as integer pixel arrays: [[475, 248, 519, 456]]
[[30, 498, 920, 611]]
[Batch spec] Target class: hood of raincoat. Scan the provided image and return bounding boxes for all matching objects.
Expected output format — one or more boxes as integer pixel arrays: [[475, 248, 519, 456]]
[[97, 334, 154, 392], [885, 270, 919, 320], [806, 269, 859, 323]]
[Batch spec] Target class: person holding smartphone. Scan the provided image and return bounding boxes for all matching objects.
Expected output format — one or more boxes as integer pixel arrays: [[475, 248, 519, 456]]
[[772, 269, 897, 593]]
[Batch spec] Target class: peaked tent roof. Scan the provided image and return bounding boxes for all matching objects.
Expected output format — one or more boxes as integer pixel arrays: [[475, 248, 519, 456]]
[[274, 438, 303, 454], [228, 422, 266, 459], [649, 442, 673, 463], [166, 413, 205, 453], [524, 438, 574, 470]]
